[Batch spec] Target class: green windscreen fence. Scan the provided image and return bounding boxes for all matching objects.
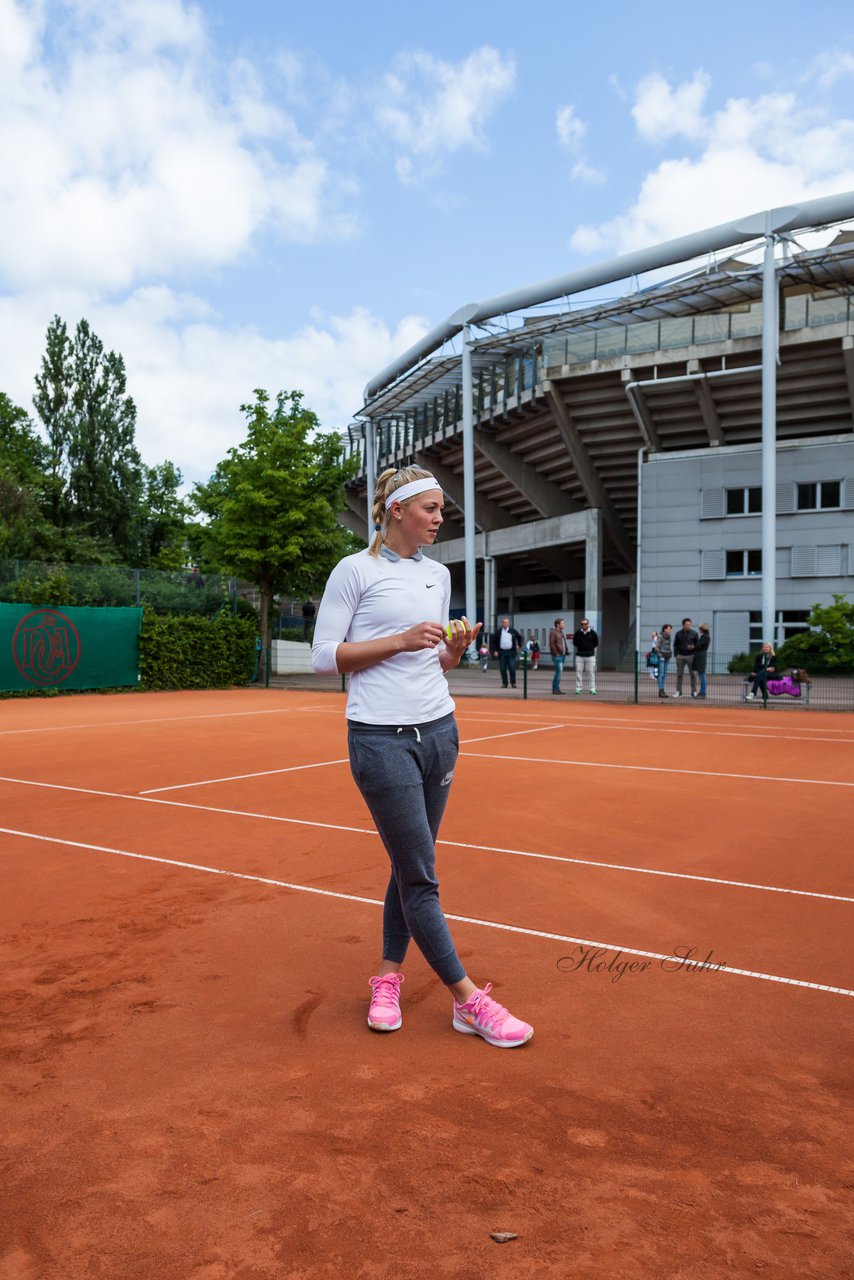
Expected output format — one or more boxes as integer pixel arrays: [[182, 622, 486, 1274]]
[[0, 603, 142, 692]]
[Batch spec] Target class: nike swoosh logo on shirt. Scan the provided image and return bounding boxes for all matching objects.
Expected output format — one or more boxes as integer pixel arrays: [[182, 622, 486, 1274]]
[[425, 583, 438, 589]]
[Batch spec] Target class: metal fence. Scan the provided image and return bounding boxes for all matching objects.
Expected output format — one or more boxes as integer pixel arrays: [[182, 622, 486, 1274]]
[[449, 651, 853, 711], [268, 649, 854, 712], [0, 559, 238, 617]]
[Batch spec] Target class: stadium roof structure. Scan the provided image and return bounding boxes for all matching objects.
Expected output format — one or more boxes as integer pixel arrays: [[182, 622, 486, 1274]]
[[343, 222, 854, 592], [342, 193, 854, 649]]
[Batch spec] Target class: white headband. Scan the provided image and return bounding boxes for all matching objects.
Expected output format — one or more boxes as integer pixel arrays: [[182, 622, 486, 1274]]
[[384, 476, 442, 508]]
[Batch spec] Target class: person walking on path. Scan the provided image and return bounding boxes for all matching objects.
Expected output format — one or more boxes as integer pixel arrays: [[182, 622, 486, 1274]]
[[572, 618, 599, 695], [491, 616, 523, 690], [693, 623, 711, 698], [655, 624, 673, 697], [312, 465, 532, 1047], [548, 618, 569, 694], [673, 618, 699, 698], [746, 642, 778, 708]]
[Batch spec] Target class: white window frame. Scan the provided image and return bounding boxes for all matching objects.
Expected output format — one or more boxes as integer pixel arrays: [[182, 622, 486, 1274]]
[[725, 486, 762, 517], [795, 479, 843, 512], [725, 549, 762, 577]]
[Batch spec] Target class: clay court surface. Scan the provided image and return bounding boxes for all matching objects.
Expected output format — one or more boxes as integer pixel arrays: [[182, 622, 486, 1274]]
[[1, 688, 853, 1279]]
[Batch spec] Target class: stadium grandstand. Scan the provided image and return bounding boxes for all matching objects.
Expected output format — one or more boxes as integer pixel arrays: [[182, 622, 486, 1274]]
[[340, 193, 854, 663]]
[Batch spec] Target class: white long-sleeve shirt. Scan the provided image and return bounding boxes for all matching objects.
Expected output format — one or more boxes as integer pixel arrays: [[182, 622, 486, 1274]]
[[311, 545, 455, 725]]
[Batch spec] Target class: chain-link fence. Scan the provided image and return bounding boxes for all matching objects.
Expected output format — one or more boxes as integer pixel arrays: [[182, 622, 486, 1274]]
[[448, 650, 853, 711], [0, 559, 238, 617], [270, 650, 854, 712]]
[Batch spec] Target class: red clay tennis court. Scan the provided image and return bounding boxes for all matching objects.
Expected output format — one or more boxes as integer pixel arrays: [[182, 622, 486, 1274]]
[[2, 688, 853, 1278]]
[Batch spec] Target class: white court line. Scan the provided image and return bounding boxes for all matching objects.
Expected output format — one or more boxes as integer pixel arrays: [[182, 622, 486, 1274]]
[[0, 705, 329, 738], [140, 758, 350, 795], [455, 708, 854, 738], [1, 775, 850, 904], [2, 825, 852, 999], [139, 725, 560, 794], [513, 721, 854, 747], [453, 712, 854, 747], [6, 700, 847, 745], [458, 724, 561, 746], [462, 751, 854, 788], [439, 836, 854, 905]]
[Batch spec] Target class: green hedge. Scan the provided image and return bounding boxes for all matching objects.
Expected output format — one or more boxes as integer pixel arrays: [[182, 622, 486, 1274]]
[[140, 613, 257, 690]]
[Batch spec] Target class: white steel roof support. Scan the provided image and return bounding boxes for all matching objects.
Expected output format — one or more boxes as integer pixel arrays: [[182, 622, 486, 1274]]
[[364, 420, 377, 543], [761, 226, 779, 647], [462, 326, 477, 656]]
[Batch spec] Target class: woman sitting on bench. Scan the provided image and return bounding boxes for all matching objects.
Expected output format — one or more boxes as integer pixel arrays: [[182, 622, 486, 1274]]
[[746, 642, 778, 706]]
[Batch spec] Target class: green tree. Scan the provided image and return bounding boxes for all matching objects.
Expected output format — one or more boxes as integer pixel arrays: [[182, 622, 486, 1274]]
[[0, 392, 48, 484], [777, 594, 854, 670], [32, 316, 145, 562], [192, 388, 358, 681], [33, 316, 72, 531], [141, 460, 192, 569], [0, 392, 53, 558]]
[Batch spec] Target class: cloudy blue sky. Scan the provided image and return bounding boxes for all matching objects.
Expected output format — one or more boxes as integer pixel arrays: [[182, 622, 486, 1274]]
[[2, 0, 853, 485]]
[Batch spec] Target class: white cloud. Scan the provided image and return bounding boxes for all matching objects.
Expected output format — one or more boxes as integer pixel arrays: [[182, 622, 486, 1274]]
[[375, 45, 516, 181], [0, 287, 428, 485], [555, 102, 605, 185], [556, 103, 586, 150], [572, 70, 854, 256], [631, 69, 711, 142], [807, 50, 854, 91], [0, 0, 351, 294]]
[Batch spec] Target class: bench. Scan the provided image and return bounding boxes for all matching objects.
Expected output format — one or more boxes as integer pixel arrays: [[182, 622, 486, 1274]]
[[742, 673, 811, 705]]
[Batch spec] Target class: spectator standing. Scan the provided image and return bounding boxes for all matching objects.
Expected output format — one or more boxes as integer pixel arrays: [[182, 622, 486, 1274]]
[[673, 617, 699, 699], [301, 599, 316, 641], [693, 623, 711, 698], [491, 617, 523, 689], [572, 618, 599, 695], [655, 625, 673, 698], [526, 633, 540, 671], [548, 618, 569, 695], [746, 643, 778, 707]]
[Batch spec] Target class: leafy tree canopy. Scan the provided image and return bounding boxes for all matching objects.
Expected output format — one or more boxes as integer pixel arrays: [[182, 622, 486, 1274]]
[[0, 393, 54, 559], [0, 392, 48, 487], [0, 315, 192, 569], [142, 460, 193, 570], [192, 388, 359, 675], [33, 315, 144, 561], [777, 594, 854, 669]]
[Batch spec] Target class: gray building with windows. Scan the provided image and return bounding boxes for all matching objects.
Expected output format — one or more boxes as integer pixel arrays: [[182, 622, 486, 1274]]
[[639, 435, 854, 661]]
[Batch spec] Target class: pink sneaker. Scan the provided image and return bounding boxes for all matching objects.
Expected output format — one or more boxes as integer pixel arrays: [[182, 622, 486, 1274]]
[[367, 973, 404, 1032], [452, 984, 533, 1048]]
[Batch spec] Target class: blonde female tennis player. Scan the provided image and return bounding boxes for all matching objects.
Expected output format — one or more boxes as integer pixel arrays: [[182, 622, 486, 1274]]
[[312, 466, 533, 1048]]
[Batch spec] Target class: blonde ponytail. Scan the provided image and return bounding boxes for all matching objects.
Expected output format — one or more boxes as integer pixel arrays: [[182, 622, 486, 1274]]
[[368, 465, 436, 556]]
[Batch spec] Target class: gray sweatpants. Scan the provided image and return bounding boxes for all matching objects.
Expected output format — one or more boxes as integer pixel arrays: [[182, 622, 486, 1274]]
[[347, 712, 465, 985]]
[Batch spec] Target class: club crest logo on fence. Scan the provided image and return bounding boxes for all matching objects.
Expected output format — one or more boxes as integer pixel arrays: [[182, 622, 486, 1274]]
[[12, 609, 82, 687]]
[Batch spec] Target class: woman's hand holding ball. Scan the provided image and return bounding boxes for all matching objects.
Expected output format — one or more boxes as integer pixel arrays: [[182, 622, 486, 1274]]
[[443, 616, 482, 655]]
